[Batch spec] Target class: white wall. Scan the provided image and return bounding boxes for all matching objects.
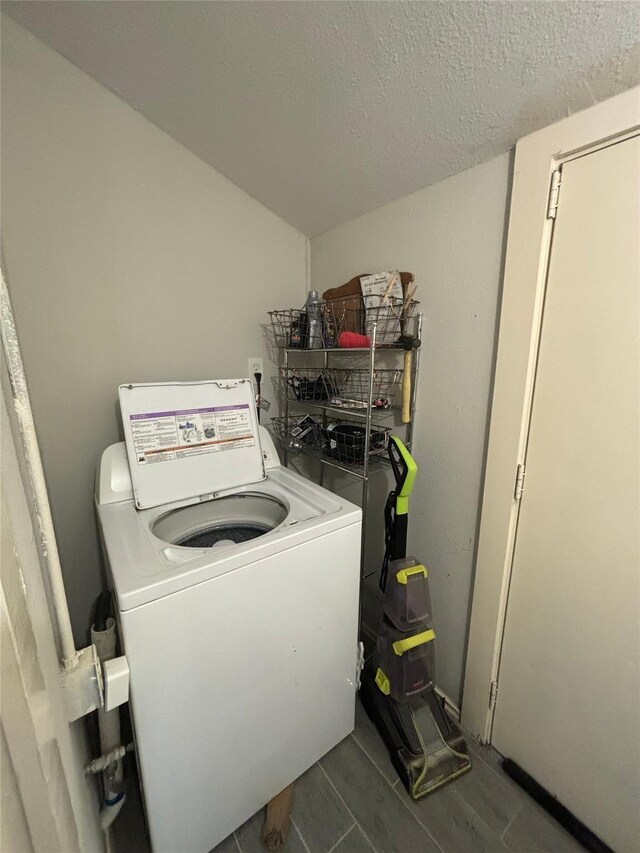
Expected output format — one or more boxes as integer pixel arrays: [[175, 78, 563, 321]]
[[311, 153, 511, 703], [1, 16, 307, 642]]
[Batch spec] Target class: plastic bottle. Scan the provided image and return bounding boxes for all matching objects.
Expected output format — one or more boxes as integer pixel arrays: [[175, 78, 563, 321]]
[[304, 290, 323, 349]]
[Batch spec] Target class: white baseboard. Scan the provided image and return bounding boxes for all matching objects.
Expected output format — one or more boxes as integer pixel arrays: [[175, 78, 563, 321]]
[[436, 686, 460, 721]]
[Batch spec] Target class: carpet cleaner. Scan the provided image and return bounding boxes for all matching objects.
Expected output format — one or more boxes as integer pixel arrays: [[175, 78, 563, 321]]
[[359, 436, 472, 798]]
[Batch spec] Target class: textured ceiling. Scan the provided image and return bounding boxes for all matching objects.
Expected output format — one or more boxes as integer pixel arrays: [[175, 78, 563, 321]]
[[4, 1, 640, 235]]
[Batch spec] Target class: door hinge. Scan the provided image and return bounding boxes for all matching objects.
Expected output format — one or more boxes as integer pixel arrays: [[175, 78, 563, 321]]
[[514, 463, 526, 501], [489, 680, 499, 710], [547, 169, 562, 219], [60, 645, 104, 723]]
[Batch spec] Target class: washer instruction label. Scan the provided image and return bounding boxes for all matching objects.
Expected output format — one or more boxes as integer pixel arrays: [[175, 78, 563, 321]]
[[129, 404, 254, 464]]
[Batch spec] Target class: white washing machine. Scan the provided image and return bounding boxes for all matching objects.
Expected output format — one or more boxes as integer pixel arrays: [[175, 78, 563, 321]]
[[95, 380, 361, 852]]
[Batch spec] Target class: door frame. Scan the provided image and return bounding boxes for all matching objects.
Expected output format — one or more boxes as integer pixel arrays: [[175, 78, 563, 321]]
[[461, 86, 640, 744]]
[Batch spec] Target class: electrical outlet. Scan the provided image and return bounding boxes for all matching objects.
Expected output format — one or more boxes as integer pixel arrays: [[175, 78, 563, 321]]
[[248, 357, 263, 379]]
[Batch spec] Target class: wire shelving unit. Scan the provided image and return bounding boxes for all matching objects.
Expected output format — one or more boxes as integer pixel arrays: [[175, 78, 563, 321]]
[[267, 297, 423, 577]]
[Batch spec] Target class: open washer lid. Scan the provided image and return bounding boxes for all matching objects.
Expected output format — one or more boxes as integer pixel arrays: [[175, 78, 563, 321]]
[[118, 380, 265, 509]]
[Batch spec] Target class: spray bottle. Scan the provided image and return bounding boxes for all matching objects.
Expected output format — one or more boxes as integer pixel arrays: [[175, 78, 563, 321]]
[[304, 290, 323, 349]]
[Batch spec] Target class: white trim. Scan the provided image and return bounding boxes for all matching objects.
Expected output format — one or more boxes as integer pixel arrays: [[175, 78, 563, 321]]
[[305, 235, 312, 294], [460, 86, 640, 743], [436, 687, 460, 723], [1, 268, 78, 667], [1, 388, 103, 851]]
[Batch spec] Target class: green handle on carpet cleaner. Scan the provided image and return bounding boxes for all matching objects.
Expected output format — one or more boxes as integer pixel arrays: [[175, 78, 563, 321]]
[[391, 436, 417, 516], [396, 564, 428, 584], [392, 628, 436, 656], [375, 668, 391, 695]]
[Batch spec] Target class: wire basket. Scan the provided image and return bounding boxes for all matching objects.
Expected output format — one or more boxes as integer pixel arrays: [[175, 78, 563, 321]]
[[323, 295, 418, 347], [268, 309, 307, 349], [269, 414, 322, 452], [279, 367, 402, 411], [268, 296, 418, 349], [269, 415, 390, 467]]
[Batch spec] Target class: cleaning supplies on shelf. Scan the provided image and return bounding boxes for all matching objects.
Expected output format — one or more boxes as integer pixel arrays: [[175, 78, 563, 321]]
[[285, 292, 324, 348], [268, 275, 419, 351], [304, 290, 323, 349]]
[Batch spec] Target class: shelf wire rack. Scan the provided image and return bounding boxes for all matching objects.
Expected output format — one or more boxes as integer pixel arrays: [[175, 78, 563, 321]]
[[278, 366, 402, 412], [267, 305, 423, 593], [268, 295, 419, 349], [268, 414, 391, 474]]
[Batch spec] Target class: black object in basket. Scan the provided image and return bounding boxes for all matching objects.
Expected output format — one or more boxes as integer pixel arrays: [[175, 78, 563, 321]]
[[287, 372, 340, 402], [322, 423, 388, 464]]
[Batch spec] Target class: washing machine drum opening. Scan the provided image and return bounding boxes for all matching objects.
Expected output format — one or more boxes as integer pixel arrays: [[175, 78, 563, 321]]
[[152, 494, 288, 549]]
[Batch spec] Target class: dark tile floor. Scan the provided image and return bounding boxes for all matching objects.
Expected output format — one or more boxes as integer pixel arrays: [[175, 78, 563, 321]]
[[113, 700, 584, 853]]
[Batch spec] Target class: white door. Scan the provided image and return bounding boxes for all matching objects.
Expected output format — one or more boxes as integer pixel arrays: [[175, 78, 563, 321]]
[[491, 136, 640, 853]]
